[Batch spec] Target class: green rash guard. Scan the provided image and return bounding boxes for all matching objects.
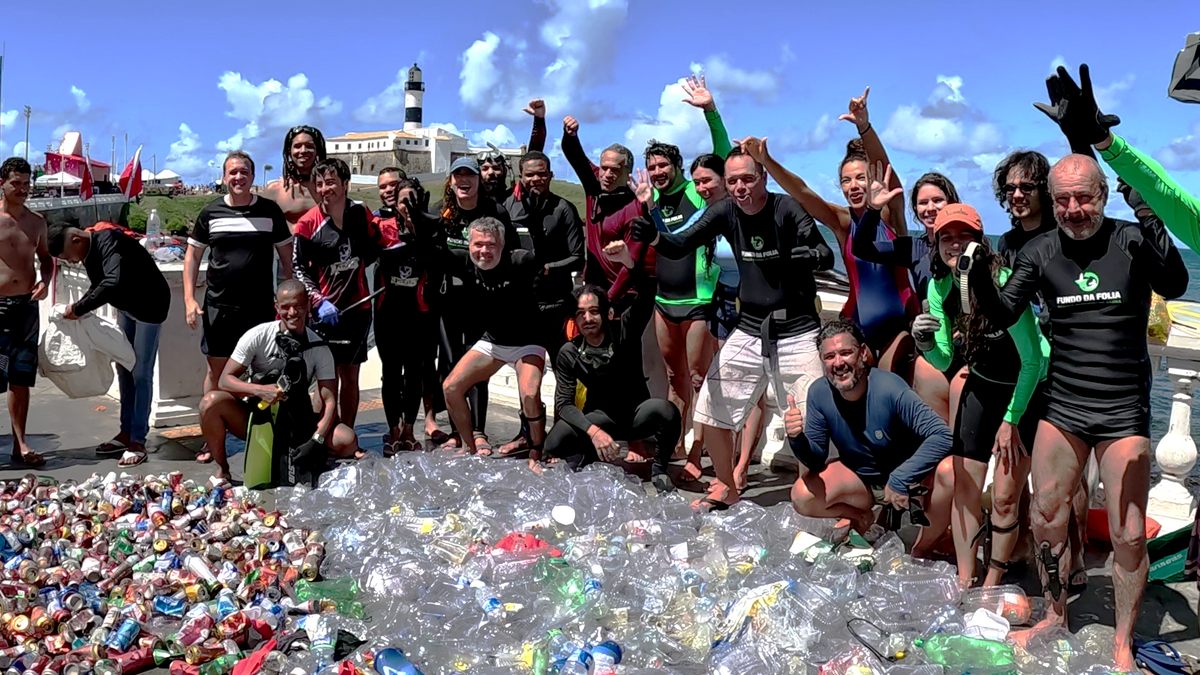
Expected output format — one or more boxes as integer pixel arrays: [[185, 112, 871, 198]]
[[1099, 133, 1200, 251], [650, 108, 731, 307], [925, 268, 1049, 424]]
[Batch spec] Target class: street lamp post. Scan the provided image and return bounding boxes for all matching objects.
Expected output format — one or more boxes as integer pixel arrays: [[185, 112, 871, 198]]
[[22, 106, 30, 161]]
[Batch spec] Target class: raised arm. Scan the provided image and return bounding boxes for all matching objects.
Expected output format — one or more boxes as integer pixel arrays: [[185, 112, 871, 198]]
[[1098, 133, 1200, 251], [560, 116, 601, 196], [604, 239, 656, 343], [523, 99, 547, 153], [850, 164, 913, 267], [681, 74, 732, 158], [740, 136, 847, 235], [887, 386, 953, 495], [1132, 202, 1190, 300], [841, 87, 907, 236], [788, 201, 834, 271]]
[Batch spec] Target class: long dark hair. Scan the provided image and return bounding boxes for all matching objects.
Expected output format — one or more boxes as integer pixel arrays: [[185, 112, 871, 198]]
[[909, 172, 961, 231], [688, 153, 725, 272], [282, 126, 327, 186], [929, 231, 1005, 366], [992, 150, 1054, 231]]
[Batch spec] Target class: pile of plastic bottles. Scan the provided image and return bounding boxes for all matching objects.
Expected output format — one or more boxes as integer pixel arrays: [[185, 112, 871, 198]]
[[271, 453, 1128, 675], [0, 471, 371, 675]]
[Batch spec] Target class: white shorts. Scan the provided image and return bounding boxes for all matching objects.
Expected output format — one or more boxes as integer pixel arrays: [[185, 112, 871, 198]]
[[694, 327, 823, 431], [469, 341, 548, 365]]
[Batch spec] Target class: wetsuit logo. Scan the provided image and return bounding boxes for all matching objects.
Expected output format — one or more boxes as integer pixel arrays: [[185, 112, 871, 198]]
[[751, 236, 765, 251], [1074, 271, 1100, 293]]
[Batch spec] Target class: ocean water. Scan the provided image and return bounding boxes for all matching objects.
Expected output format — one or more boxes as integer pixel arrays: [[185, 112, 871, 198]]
[[818, 225, 1200, 475]]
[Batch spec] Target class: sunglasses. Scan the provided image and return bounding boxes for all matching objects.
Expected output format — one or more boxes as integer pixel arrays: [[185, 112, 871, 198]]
[[1001, 182, 1039, 197]]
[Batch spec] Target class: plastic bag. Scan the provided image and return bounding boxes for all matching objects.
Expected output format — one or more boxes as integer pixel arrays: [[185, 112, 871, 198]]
[[38, 304, 136, 398]]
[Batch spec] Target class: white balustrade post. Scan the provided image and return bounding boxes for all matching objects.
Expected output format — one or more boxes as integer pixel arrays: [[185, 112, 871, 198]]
[[1148, 367, 1199, 527]]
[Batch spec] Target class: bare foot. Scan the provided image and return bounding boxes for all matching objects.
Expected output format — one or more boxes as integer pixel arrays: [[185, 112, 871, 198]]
[[682, 460, 703, 482], [692, 482, 739, 512], [1112, 641, 1136, 673]]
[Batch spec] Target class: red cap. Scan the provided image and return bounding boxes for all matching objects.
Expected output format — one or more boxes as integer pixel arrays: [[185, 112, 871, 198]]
[[933, 203, 983, 234]]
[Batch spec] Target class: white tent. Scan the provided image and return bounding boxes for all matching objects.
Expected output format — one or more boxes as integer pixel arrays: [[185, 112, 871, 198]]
[[36, 171, 82, 187], [155, 169, 181, 184], [141, 169, 156, 182]]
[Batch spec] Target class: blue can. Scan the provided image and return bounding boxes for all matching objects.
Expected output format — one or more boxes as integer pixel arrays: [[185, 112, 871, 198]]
[[153, 595, 186, 617], [107, 617, 140, 651], [160, 488, 173, 513]]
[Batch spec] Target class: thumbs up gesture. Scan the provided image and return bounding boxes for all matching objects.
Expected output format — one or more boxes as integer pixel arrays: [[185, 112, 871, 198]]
[[784, 394, 804, 438]]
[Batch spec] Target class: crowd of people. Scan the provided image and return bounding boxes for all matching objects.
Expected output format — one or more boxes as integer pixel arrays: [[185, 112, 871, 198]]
[[3, 64, 1200, 669]]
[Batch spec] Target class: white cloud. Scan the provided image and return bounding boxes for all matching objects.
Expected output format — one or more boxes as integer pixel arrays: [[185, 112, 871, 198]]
[[1094, 74, 1135, 111], [458, 0, 631, 123], [165, 123, 209, 179], [215, 72, 341, 152], [689, 55, 782, 105], [472, 124, 517, 147], [425, 121, 466, 138], [1, 109, 16, 130], [355, 69, 411, 124], [1156, 121, 1200, 171], [71, 86, 90, 113], [1049, 55, 1068, 73], [880, 76, 1006, 159], [772, 114, 837, 154], [11, 142, 45, 165]]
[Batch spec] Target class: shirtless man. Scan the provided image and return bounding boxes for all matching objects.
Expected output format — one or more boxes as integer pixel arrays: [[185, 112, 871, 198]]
[[0, 158, 52, 466], [263, 126, 327, 228]]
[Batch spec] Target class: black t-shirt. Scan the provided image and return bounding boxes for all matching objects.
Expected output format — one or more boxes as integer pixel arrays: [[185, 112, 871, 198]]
[[190, 196, 292, 310], [74, 230, 171, 324], [656, 193, 832, 338]]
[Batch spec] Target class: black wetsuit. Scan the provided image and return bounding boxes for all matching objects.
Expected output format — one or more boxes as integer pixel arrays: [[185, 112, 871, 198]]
[[653, 194, 833, 340], [972, 217, 1188, 444], [547, 267, 681, 472], [504, 189, 584, 362], [452, 249, 543, 349], [996, 217, 1057, 269]]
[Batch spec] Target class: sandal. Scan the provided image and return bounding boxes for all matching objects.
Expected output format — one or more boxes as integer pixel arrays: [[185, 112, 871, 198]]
[[95, 440, 127, 457], [12, 449, 46, 467], [442, 432, 462, 451], [691, 495, 734, 512], [427, 429, 450, 445], [383, 436, 402, 458], [196, 443, 213, 464], [1136, 640, 1190, 675], [118, 449, 147, 467], [474, 432, 494, 457], [496, 432, 529, 457]]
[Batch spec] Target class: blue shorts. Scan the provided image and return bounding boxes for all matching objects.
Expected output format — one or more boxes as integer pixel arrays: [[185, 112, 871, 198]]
[[0, 295, 39, 391]]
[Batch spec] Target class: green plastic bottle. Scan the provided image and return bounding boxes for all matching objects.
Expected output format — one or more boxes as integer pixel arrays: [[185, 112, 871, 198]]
[[915, 635, 1018, 675]]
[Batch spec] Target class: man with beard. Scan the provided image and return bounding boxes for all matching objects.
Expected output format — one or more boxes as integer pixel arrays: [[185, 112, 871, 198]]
[[293, 158, 385, 430], [969, 63, 1192, 671], [970, 152, 1187, 670], [633, 143, 834, 511], [993, 151, 1058, 268], [495, 149, 584, 456], [264, 126, 327, 228], [787, 319, 952, 534], [478, 98, 549, 209]]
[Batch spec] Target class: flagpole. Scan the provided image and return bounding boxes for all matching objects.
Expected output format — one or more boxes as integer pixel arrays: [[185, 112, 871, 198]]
[[85, 148, 99, 226], [0, 42, 5, 152]]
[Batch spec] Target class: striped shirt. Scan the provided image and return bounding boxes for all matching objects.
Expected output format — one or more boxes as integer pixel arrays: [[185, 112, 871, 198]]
[[190, 195, 292, 310]]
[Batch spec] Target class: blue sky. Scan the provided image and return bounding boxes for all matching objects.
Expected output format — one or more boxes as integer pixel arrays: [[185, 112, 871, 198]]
[[1, 0, 1196, 233]]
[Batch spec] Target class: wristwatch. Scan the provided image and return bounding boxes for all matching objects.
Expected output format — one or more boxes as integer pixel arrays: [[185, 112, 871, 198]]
[[312, 433, 326, 445]]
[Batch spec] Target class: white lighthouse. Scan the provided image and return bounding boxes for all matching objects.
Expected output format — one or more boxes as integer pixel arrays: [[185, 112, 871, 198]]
[[404, 63, 424, 132]]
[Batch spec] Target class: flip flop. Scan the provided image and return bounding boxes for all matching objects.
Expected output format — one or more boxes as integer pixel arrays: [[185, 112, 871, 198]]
[[1136, 640, 1189, 675], [442, 432, 463, 451], [196, 443, 213, 464], [118, 449, 147, 467], [95, 440, 127, 457], [13, 449, 46, 467], [1068, 569, 1088, 594], [496, 432, 529, 457], [692, 496, 733, 512], [651, 470, 675, 493], [383, 436, 402, 458]]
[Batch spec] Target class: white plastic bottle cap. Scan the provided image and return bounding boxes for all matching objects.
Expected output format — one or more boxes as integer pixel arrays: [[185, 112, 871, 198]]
[[551, 505, 576, 526]]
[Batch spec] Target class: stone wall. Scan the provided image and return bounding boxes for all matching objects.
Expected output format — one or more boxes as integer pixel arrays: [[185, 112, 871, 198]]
[[330, 150, 431, 176]]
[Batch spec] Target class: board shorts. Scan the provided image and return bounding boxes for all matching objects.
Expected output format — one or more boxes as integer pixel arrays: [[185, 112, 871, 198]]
[[202, 301, 275, 358], [694, 327, 822, 432], [954, 374, 1046, 463], [470, 341, 548, 365], [312, 308, 372, 366], [0, 295, 38, 391], [655, 302, 712, 324]]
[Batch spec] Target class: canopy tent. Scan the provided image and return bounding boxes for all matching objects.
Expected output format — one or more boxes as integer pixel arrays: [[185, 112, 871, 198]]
[[36, 171, 83, 187], [155, 169, 181, 184], [141, 169, 156, 182], [1169, 32, 1200, 103]]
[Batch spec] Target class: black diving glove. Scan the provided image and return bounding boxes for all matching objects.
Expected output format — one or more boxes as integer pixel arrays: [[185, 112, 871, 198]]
[[1033, 64, 1121, 154]]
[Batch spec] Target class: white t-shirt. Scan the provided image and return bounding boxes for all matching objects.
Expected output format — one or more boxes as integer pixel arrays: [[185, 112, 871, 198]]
[[230, 321, 336, 383]]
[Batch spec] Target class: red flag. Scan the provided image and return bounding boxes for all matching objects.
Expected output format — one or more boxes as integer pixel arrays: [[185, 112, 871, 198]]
[[80, 150, 95, 201], [119, 145, 143, 199]]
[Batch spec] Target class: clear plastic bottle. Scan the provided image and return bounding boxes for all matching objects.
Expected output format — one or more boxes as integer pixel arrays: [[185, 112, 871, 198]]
[[558, 648, 592, 675], [145, 209, 162, 251], [472, 580, 506, 623], [590, 641, 621, 675]]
